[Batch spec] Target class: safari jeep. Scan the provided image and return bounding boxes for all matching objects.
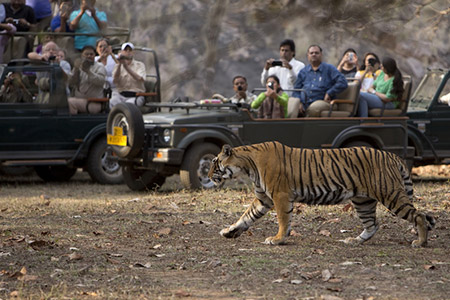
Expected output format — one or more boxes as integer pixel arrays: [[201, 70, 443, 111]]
[[107, 82, 412, 191], [0, 47, 160, 183], [407, 69, 450, 167]]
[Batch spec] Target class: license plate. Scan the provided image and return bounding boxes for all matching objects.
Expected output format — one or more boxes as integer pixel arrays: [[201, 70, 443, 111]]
[[107, 127, 127, 146]]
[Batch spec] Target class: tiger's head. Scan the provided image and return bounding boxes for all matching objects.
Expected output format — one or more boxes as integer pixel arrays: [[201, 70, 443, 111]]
[[208, 144, 244, 185]]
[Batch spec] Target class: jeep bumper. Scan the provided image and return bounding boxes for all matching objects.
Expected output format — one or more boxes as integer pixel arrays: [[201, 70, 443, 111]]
[[147, 148, 184, 165]]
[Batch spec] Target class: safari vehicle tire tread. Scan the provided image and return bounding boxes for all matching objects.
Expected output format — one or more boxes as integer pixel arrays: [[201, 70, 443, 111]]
[[87, 139, 123, 184], [35, 166, 77, 182], [107, 102, 145, 159], [180, 142, 220, 189], [122, 163, 166, 191]]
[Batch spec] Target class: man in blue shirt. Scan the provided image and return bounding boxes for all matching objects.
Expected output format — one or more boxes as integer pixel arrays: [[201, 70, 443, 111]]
[[293, 45, 348, 117]]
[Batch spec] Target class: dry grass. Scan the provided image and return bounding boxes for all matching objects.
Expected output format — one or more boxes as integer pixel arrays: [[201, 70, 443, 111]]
[[0, 169, 449, 299]]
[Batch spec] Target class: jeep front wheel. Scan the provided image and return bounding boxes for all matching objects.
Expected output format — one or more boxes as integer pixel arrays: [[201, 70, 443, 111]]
[[180, 143, 220, 189], [122, 163, 166, 191]]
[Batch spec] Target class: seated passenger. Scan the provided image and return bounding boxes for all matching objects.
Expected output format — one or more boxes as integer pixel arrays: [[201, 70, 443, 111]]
[[0, 7, 16, 63], [109, 42, 146, 108], [337, 48, 358, 78], [95, 37, 118, 95], [26, 0, 52, 32], [0, 71, 33, 103], [227, 75, 256, 105], [251, 75, 289, 119], [4, 0, 37, 58], [355, 52, 381, 92], [292, 45, 348, 117], [69, 0, 107, 51], [51, 0, 75, 62], [357, 57, 404, 117], [50, 0, 74, 33], [67, 45, 106, 114], [34, 28, 55, 54]]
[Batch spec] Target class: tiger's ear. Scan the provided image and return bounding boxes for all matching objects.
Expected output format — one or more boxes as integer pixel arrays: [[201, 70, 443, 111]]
[[222, 144, 233, 157]]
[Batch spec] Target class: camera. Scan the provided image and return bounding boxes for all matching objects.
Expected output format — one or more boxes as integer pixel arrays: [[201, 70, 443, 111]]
[[348, 53, 354, 61], [13, 19, 19, 25], [272, 60, 283, 67], [48, 55, 56, 61], [368, 58, 376, 67], [237, 86, 243, 91], [268, 82, 274, 90]]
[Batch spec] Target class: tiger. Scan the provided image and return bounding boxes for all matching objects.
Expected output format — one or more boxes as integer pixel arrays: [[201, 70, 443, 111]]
[[208, 141, 435, 247]]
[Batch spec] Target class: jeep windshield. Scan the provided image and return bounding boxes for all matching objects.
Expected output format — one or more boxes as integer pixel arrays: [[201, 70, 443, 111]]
[[408, 69, 447, 112]]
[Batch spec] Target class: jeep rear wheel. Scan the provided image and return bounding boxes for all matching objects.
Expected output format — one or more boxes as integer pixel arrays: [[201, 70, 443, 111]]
[[35, 166, 77, 182], [107, 103, 144, 159], [87, 139, 123, 184], [122, 163, 166, 191], [180, 143, 220, 189]]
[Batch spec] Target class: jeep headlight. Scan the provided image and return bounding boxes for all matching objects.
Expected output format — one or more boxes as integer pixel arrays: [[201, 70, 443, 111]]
[[163, 129, 171, 143]]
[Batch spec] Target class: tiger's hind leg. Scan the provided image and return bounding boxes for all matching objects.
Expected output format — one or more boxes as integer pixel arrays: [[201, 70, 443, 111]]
[[344, 198, 379, 245], [388, 192, 435, 247], [220, 192, 273, 239]]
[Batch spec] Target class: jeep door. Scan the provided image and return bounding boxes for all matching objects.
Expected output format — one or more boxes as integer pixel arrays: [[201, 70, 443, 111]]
[[429, 73, 450, 153], [0, 65, 60, 160]]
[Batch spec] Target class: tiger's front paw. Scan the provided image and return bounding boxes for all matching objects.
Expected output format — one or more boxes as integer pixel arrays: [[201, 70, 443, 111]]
[[220, 226, 244, 239], [264, 236, 286, 245], [411, 239, 427, 248]]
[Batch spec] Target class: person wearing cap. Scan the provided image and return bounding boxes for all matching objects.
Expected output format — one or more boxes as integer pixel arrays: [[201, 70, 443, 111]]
[[109, 42, 147, 108], [69, 0, 107, 51]]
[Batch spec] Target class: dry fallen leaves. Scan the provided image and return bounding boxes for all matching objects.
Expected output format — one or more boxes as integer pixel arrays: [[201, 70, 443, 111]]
[[69, 252, 83, 261], [322, 269, 332, 282], [157, 227, 172, 236], [319, 230, 331, 237], [174, 290, 191, 297]]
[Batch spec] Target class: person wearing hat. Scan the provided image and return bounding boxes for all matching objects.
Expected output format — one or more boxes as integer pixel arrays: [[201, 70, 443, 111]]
[[109, 42, 147, 108]]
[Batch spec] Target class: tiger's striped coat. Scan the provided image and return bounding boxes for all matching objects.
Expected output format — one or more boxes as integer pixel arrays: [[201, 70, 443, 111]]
[[208, 141, 435, 247]]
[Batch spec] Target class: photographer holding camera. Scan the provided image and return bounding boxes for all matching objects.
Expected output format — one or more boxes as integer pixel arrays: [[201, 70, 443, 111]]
[[67, 45, 106, 114], [261, 39, 305, 95], [251, 75, 289, 119], [355, 52, 381, 92], [227, 76, 256, 105], [3, 0, 36, 59], [337, 48, 358, 78], [109, 42, 146, 109]]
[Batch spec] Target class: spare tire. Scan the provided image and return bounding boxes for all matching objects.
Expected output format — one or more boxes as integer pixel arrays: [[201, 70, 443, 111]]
[[107, 102, 144, 159]]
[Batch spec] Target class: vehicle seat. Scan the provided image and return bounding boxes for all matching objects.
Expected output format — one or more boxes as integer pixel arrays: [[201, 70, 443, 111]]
[[139, 79, 159, 113], [287, 97, 301, 118], [320, 79, 360, 117], [86, 89, 111, 113], [368, 75, 412, 117]]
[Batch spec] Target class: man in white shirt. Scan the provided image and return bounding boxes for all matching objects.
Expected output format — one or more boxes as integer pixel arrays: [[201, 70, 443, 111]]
[[109, 42, 147, 108], [260, 39, 305, 95]]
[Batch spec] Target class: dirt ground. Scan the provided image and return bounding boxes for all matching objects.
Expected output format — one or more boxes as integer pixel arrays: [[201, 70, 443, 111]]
[[0, 166, 449, 300]]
